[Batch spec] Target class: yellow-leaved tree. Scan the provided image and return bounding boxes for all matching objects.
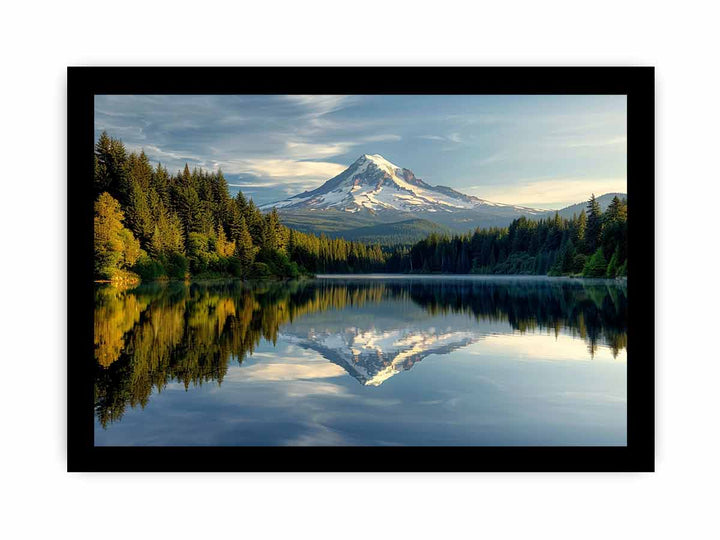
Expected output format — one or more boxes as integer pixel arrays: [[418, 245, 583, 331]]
[[94, 192, 141, 279]]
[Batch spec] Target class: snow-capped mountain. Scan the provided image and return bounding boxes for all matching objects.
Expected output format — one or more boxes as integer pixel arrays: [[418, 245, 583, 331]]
[[261, 154, 544, 216], [282, 326, 479, 386]]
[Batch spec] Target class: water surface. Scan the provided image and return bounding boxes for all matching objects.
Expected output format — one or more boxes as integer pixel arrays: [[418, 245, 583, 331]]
[[94, 275, 627, 446]]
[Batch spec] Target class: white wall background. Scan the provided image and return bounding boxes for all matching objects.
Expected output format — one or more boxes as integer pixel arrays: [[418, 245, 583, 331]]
[[1, 1, 717, 538]]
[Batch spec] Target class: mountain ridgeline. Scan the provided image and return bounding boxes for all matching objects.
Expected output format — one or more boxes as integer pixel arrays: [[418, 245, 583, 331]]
[[261, 153, 548, 238], [93, 133, 627, 281]]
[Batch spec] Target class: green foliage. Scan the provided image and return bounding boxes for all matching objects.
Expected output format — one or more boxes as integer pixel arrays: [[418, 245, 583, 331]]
[[583, 248, 608, 278], [186, 232, 216, 274], [133, 255, 165, 280], [493, 253, 537, 274], [572, 253, 588, 274], [227, 257, 244, 278], [249, 262, 271, 279], [392, 194, 627, 278], [94, 132, 129, 201], [328, 218, 453, 245], [163, 252, 189, 279], [600, 196, 628, 265], [606, 247, 619, 278], [584, 194, 603, 254], [233, 216, 257, 273], [256, 248, 299, 278]]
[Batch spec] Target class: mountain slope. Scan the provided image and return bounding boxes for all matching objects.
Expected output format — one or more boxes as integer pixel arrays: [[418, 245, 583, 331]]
[[262, 154, 500, 213], [274, 208, 394, 234], [327, 218, 453, 245], [261, 153, 546, 234]]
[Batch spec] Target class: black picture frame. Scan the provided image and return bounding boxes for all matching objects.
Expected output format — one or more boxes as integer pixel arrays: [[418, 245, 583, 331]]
[[68, 67, 654, 472]]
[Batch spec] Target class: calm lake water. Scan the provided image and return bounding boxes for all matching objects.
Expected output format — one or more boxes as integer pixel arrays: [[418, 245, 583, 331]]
[[94, 275, 627, 446]]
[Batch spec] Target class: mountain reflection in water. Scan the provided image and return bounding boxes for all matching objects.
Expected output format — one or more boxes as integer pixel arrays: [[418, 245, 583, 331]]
[[94, 276, 627, 430]]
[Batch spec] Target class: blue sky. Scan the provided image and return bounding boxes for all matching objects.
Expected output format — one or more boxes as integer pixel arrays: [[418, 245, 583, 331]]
[[94, 94, 626, 209]]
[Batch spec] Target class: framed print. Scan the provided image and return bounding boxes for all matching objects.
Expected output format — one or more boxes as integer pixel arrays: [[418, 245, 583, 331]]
[[68, 67, 654, 471]]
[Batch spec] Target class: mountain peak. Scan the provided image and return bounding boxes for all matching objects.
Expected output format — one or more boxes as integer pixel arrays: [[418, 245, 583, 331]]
[[355, 153, 401, 173], [260, 155, 547, 218], [358, 153, 391, 162]]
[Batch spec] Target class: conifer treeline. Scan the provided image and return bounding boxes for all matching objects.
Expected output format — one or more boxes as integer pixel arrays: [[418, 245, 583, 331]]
[[385, 194, 628, 278], [93, 133, 386, 280]]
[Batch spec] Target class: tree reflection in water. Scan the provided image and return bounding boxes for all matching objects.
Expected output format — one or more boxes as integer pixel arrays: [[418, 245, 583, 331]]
[[94, 278, 627, 427]]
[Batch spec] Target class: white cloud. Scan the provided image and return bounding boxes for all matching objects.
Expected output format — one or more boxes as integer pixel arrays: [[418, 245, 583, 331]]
[[225, 347, 348, 383], [222, 158, 347, 184], [417, 134, 462, 143], [138, 144, 205, 165], [285, 141, 355, 159], [362, 134, 402, 143], [557, 135, 627, 149], [282, 381, 351, 398], [232, 362, 347, 382], [285, 135, 401, 160], [281, 95, 358, 116]]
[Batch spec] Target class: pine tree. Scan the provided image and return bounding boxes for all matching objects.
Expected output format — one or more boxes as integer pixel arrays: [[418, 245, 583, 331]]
[[265, 208, 284, 251], [606, 248, 619, 278], [94, 132, 129, 201], [128, 150, 153, 191], [561, 238, 576, 274], [151, 163, 171, 207], [585, 194, 603, 254], [583, 247, 608, 277], [575, 211, 587, 253], [600, 196, 628, 262], [234, 217, 257, 272], [216, 224, 233, 257], [150, 225, 164, 258], [244, 200, 265, 246], [227, 204, 243, 245], [125, 181, 154, 244], [287, 228, 297, 259]]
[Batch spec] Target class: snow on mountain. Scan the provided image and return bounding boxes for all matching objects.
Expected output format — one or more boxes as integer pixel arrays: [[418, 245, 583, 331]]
[[261, 154, 544, 215], [282, 326, 479, 386]]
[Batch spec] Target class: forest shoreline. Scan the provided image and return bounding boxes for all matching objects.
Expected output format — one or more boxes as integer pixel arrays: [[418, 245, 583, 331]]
[[94, 272, 628, 287]]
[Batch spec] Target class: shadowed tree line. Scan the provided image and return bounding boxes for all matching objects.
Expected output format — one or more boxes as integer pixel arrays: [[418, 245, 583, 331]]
[[385, 195, 628, 278], [95, 279, 627, 426]]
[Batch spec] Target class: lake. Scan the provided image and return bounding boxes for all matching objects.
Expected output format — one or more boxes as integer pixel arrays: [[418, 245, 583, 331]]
[[94, 275, 627, 446]]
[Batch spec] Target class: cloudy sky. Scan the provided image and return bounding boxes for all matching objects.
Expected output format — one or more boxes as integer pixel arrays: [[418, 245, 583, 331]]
[[94, 94, 626, 209]]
